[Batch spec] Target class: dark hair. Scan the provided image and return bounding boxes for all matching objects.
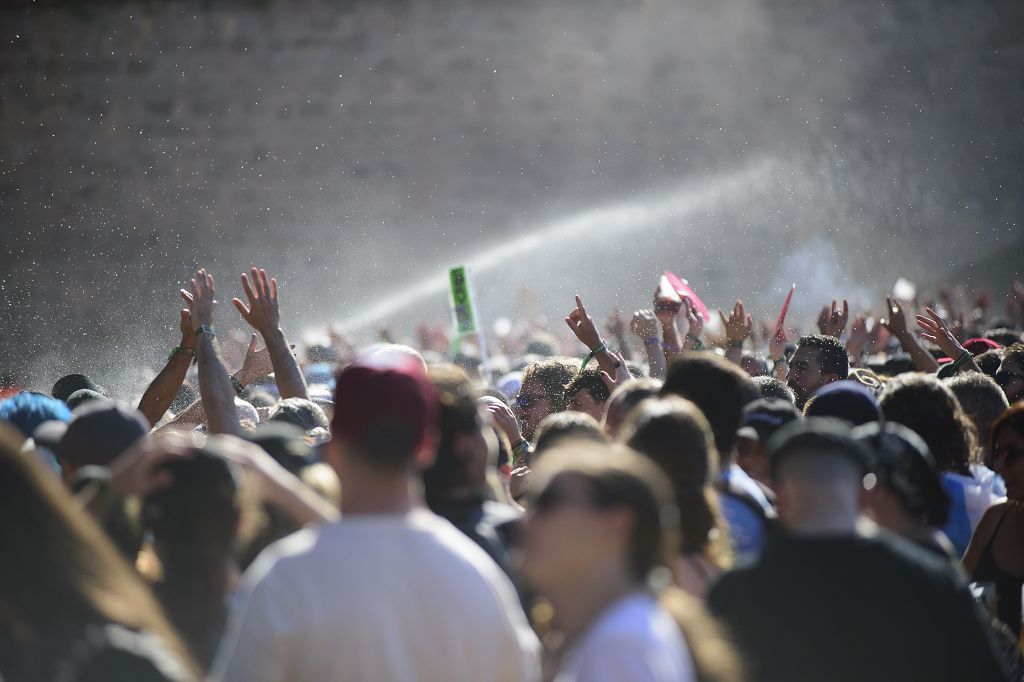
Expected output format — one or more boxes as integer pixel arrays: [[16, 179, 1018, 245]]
[[740, 353, 769, 377], [620, 397, 732, 567], [422, 364, 482, 509], [535, 443, 678, 583], [661, 352, 759, 463], [945, 372, 1009, 455], [533, 411, 608, 458], [564, 366, 611, 406], [973, 349, 1003, 378], [0, 423, 196, 677], [521, 356, 580, 412], [143, 448, 240, 670], [604, 379, 662, 431], [879, 374, 978, 475], [1004, 342, 1024, 367], [990, 403, 1024, 460], [796, 334, 850, 380], [268, 398, 329, 432], [753, 376, 795, 404]]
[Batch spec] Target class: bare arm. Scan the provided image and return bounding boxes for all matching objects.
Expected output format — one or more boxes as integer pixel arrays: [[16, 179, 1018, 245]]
[[233, 267, 310, 400], [632, 310, 667, 379], [185, 268, 241, 436], [917, 307, 982, 375], [882, 297, 940, 373], [138, 309, 196, 427], [720, 300, 752, 366]]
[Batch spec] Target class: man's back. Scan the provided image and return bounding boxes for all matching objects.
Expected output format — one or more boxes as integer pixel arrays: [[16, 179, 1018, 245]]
[[212, 508, 540, 682], [707, 531, 1008, 682]]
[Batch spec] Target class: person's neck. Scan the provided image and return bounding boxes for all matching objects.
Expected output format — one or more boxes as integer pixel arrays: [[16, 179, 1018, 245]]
[[546, 564, 640, 643], [785, 513, 861, 537], [340, 467, 418, 516]]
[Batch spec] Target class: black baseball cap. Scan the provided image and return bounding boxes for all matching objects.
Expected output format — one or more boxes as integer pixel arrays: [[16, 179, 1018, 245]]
[[805, 381, 881, 426], [56, 401, 149, 470], [737, 399, 801, 443], [52, 374, 106, 403]]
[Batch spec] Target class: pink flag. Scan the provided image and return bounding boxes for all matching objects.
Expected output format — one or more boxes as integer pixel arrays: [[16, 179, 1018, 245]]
[[773, 284, 796, 340], [664, 271, 710, 320]]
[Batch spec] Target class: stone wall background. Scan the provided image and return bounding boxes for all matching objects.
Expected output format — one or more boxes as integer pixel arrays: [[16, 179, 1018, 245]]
[[2, 0, 1022, 393]]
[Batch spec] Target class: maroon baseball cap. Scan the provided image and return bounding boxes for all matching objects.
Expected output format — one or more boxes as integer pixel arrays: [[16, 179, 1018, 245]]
[[331, 357, 439, 455], [938, 337, 1002, 363]]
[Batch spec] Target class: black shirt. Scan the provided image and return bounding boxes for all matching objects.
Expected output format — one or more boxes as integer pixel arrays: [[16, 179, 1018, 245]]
[[708, 531, 1010, 682]]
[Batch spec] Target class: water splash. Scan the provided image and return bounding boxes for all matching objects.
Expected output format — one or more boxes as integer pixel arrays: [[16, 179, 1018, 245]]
[[335, 156, 778, 332]]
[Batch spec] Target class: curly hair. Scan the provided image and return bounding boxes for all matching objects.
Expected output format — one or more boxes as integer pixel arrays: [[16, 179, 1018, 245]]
[[879, 373, 979, 475]]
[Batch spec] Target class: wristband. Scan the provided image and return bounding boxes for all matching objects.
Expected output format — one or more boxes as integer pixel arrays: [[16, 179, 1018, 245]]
[[169, 346, 195, 360], [511, 440, 531, 455], [580, 342, 607, 372], [947, 349, 972, 372], [195, 325, 215, 338], [231, 376, 245, 396]]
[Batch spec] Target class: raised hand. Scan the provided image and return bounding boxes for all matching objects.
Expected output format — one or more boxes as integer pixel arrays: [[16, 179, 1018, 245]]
[[180, 268, 217, 331], [769, 323, 789, 361], [846, 315, 870, 359], [719, 300, 752, 344], [233, 267, 280, 336], [565, 295, 603, 350], [236, 333, 273, 386], [917, 307, 967, 360], [880, 296, 909, 338], [480, 395, 525, 446], [817, 299, 849, 338], [178, 309, 195, 350], [653, 289, 681, 327], [600, 350, 633, 392], [631, 309, 660, 341], [678, 297, 704, 345]]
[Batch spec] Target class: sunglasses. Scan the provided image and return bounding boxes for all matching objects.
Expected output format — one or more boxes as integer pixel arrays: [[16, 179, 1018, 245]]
[[995, 371, 1024, 388], [515, 393, 550, 409]]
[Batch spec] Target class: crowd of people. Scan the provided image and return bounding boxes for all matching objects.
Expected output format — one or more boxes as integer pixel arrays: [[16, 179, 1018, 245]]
[[2, 265, 1024, 681]]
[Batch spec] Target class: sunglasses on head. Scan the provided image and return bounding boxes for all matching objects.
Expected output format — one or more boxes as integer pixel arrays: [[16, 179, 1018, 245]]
[[515, 393, 549, 409], [995, 371, 1024, 388]]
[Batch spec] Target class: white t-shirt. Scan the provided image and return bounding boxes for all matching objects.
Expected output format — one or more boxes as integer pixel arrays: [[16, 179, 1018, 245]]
[[210, 508, 540, 682], [555, 593, 696, 682]]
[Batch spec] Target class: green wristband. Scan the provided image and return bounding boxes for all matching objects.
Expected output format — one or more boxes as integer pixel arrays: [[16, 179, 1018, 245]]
[[580, 342, 607, 372], [195, 325, 215, 338], [169, 346, 195, 360]]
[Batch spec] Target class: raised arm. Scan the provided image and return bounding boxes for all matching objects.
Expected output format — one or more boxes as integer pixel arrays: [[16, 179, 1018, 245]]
[[654, 291, 683, 363], [184, 268, 241, 436], [604, 308, 634, 363], [565, 295, 620, 378], [232, 267, 309, 400], [719, 300, 752, 366], [631, 309, 667, 379], [881, 296, 939, 373], [137, 308, 196, 427], [917, 307, 982, 375]]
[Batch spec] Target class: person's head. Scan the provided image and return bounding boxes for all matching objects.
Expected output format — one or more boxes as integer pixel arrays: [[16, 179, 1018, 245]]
[[0, 391, 72, 440], [242, 388, 275, 410], [847, 367, 884, 397], [247, 421, 315, 474], [739, 353, 769, 378], [767, 418, 870, 535], [422, 364, 493, 509], [734, 398, 801, 487], [66, 388, 109, 412], [619, 396, 730, 565], [973, 349, 1003, 378], [990, 404, 1024, 501], [55, 401, 150, 483], [515, 357, 580, 441], [564, 367, 612, 422], [143, 446, 242, 574], [996, 343, 1024, 404], [327, 358, 440, 481], [983, 328, 1023, 348], [879, 373, 979, 475], [787, 335, 850, 408], [752, 375, 795, 404], [945, 372, 1009, 467], [853, 422, 949, 532], [661, 352, 759, 465], [520, 442, 678, 596], [51, 374, 105, 403], [0, 422, 195, 677], [804, 380, 882, 426], [268, 397, 328, 433], [602, 378, 661, 437], [532, 411, 608, 460], [365, 343, 428, 372]]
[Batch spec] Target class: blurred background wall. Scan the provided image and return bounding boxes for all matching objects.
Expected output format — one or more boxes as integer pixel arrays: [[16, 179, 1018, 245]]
[[2, 0, 1023, 393]]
